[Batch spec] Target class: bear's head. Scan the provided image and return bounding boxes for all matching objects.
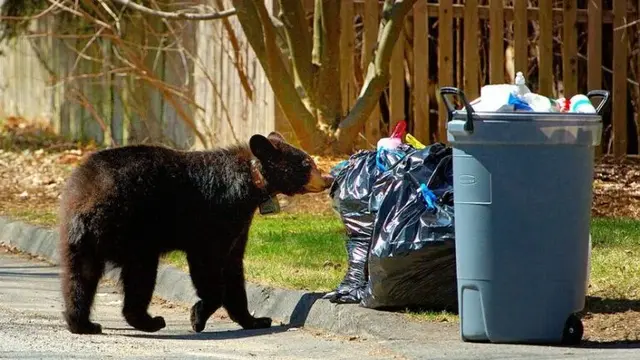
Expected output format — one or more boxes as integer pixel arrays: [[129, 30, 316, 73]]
[[249, 132, 334, 196]]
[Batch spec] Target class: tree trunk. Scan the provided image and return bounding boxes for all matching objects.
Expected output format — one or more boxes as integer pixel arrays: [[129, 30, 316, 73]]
[[232, 0, 325, 153], [335, 0, 417, 154], [313, 0, 343, 129]]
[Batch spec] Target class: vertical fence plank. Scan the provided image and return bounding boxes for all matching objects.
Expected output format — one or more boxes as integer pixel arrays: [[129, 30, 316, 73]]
[[390, 24, 405, 135], [48, 17, 63, 135], [537, 0, 553, 96], [362, 0, 380, 145], [588, 0, 603, 156], [438, 0, 453, 142], [562, 0, 577, 97], [489, 0, 504, 83], [464, 0, 479, 100], [613, 0, 628, 157], [69, 39, 84, 140], [455, 0, 462, 88], [514, 0, 528, 75], [413, 2, 429, 144], [340, 0, 355, 115], [85, 42, 105, 144]]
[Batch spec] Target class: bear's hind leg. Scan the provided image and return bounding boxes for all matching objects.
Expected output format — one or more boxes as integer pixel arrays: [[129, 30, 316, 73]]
[[120, 257, 166, 332], [61, 245, 105, 335]]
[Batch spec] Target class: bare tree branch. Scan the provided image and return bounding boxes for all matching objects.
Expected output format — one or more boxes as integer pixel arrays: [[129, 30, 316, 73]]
[[110, 0, 237, 20], [48, 0, 114, 30], [214, 0, 254, 100], [245, 0, 321, 151], [336, 0, 417, 153]]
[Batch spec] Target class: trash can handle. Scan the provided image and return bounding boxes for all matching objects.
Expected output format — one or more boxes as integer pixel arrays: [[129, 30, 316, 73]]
[[586, 90, 611, 115], [439, 87, 475, 133]]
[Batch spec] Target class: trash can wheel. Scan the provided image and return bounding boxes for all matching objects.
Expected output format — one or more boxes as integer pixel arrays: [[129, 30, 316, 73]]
[[561, 314, 583, 345]]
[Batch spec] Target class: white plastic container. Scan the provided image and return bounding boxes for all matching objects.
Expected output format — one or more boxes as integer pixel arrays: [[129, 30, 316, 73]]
[[570, 95, 597, 113]]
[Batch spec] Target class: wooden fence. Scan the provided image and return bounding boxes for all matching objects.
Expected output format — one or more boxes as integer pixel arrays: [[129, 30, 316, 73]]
[[352, 0, 635, 156], [0, 1, 638, 156], [0, 0, 281, 150]]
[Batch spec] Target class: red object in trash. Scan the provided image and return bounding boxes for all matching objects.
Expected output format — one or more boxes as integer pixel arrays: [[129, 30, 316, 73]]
[[390, 120, 407, 139]]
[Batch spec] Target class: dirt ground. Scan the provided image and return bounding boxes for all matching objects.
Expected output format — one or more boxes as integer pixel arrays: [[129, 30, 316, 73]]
[[1, 117, 640, 343], [2, 141, 639, 222]]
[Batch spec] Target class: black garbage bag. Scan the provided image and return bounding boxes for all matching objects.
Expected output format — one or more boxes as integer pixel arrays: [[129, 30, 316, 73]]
[[324, 145, 415, 304], [361, 143, 458, 311]]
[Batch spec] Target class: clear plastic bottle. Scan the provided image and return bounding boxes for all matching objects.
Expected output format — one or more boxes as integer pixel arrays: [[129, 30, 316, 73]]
[[514, 71, 531, 97]]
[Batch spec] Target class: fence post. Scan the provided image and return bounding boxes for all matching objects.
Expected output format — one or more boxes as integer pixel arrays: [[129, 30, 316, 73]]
[[438, 0, 453, 143], [613, 0, 628, 157]]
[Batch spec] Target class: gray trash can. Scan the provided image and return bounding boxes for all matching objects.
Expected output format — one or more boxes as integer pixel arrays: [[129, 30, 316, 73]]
[[439, 87, 610, 345]]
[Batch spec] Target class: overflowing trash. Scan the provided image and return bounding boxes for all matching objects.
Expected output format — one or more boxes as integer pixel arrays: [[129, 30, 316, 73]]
[[470, 71, 597, 114], [327, 120, 458, 311], [326, 71, 600, 312]]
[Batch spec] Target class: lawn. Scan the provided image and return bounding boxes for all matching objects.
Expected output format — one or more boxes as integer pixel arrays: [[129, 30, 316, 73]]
[[163, 213, 347, 291]]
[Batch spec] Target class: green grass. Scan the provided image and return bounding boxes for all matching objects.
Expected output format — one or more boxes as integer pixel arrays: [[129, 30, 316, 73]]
[[163, 213, 348, 291], [591, 217, 640, 247], [588, 217, 640, 301], [1, 208, 58, 227], [5, 207, 640, 323]]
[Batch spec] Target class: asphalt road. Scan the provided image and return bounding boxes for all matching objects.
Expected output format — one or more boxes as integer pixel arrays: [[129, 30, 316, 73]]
[[0, 247, 639, 360], [0, 248, 401, 360]]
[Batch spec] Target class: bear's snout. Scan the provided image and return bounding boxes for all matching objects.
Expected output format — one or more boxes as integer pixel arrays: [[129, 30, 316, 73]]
[[322, 174, 334, 188], [303, 169, 334, 193]]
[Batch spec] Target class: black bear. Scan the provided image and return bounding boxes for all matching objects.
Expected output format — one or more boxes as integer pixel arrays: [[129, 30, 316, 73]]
[[58, 132, 333, 335]]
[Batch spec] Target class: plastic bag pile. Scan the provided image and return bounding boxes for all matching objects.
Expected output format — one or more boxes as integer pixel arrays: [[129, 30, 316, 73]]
[[325, 121, 458, 312]]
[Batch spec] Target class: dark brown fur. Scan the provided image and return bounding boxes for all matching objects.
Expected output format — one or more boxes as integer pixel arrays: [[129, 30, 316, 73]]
[[58, 132, 332, 334]]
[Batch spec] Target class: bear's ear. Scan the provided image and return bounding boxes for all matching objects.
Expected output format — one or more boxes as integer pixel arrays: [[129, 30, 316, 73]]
[[267, 131, 286, 143], [250, 134, 278, 161]]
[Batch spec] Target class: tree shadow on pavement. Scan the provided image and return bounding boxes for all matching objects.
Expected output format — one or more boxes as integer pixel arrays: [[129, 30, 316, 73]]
[[583, 296, 640, 314], [121, 324, 293, 340], [575, 340, 640, 349], [0, 265, 56, 270], [0, 270, 59, 278]]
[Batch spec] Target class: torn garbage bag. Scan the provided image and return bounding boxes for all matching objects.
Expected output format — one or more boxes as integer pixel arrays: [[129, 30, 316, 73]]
[[324, 145, 415, 304], [361, 143, 458, 311]]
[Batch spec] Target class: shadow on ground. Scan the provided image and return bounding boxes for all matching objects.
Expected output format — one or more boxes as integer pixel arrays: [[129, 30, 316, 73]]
[[577, 340, 640, 349], [288, 292, 325, 327], [0, 265, 56, 270], [0, 270, 59, 278], [121, 292, 325, 340], [584, 296, 640, 314], [122, 324, 293, 340]]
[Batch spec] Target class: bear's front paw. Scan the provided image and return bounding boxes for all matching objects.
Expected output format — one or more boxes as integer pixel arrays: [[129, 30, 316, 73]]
[[242, 316, 272, 330]]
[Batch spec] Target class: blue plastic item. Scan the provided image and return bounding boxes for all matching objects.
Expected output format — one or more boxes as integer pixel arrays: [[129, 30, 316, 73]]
[[419, 184, 438, 212], [439, 87, 611, 345], [507, 92, 533, 111]]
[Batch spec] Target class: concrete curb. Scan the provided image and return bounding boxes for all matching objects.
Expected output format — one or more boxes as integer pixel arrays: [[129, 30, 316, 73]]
[[0, 215, 456, 341]]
